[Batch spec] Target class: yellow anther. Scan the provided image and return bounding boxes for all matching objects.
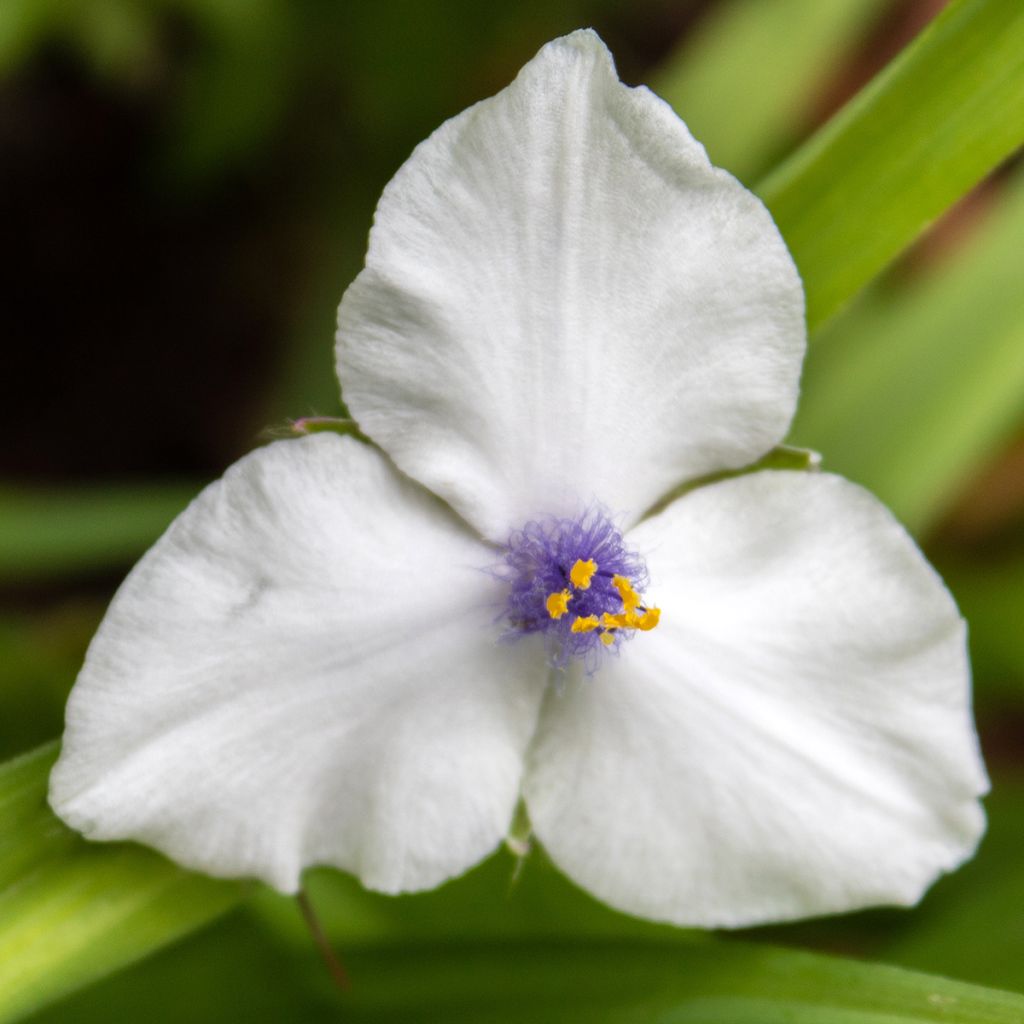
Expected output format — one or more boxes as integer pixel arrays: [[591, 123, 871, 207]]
[[637, 607, 661, 631], [549, 566, 660, 652], [546, 590, 572, 620], [569, 558, 598, 590], [601, 606, 660, 634], [611, 574, 641, 613]]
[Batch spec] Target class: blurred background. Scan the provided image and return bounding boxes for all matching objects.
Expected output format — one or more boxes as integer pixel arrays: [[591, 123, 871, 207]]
[[2, 0, 1023, 1018]]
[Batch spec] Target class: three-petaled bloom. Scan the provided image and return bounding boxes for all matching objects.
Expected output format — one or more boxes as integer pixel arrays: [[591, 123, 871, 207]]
[[50, 31, 987, 927]]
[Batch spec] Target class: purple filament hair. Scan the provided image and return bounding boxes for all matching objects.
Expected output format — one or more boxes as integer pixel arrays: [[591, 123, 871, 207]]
[[500, 508, 649, 670]]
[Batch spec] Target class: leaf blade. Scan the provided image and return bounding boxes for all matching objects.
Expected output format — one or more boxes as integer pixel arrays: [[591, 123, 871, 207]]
[[331, 940, 1024, 1023], [651, 0, 888, 182], [0, 744, 243, 1024], [759, 0, 1024, 329], [0, 482, 196, 582], [790, 170, 1024, 534]]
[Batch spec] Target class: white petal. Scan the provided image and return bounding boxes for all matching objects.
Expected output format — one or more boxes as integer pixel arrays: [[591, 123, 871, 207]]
[[523, 471, 987, 927], [336, 30, 805, 542], [50, 434, 547, 894]]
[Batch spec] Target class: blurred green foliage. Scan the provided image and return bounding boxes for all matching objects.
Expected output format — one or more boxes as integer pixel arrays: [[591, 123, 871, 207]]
[[5, 747, 1024, 1021], [791, 168, 1024, 537], [0, 747, 243, 1024], [2, 0, 1023, 1020], [0, 605, 102, 754], [653, 0, 889, 183], [0, 484, 196, 582], [758, 0, 1024, 329]]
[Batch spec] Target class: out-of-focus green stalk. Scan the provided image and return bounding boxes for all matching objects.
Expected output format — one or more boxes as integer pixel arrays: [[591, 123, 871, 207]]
[[308, 940, 1024, 1023], [759, 0, 1024, 330], [791, 170, 1024, 535], [652, 0, 888, 182], [0, 483, 197, 582], [0, 744, 243, 1024]]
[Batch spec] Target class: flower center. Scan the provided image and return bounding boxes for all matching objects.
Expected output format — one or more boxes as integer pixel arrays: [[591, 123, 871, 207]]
[[501, 509, 660, 667]]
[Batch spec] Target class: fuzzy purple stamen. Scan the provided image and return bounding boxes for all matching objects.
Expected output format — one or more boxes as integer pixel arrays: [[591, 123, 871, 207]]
[[501, 508, 649, 668]]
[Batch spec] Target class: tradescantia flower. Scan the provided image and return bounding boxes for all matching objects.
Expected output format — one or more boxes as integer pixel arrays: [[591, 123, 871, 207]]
[[49, 30, 987, 928]]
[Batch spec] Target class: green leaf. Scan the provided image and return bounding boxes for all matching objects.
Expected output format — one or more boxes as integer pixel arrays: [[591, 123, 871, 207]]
[[876, 777, 1024, 994], [789, 170, 1024, 535], [759, 0, 1024, 329], [0, 0, 161, 80], [161, 0, 298, 185], [23, 911, 341, 1024], [0, 606, 100, 759], [651, 0, 888, 181], [255, 853, 1024, 1021], [0, 744, 243, 1024], [941, 548, 1024, 695], [328, 941, 1024, 1023], [746, 770, 1024, 996], [0, 481, 196, 582], [9, 746, 1024, 1023], [43, 896, 1024, 1024], [256, 851, 695, 949], [0, 0, 54, 71]]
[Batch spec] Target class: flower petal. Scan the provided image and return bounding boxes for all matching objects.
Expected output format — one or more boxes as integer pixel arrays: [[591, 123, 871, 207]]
[[50, 434, 547, 894], [336, 30, 805, 542], [523, 471, 987, 926]]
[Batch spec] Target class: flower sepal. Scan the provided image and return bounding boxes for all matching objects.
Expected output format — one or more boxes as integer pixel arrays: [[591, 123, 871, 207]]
[[645, 444, 822, 519], [287, 416, 369, 440]]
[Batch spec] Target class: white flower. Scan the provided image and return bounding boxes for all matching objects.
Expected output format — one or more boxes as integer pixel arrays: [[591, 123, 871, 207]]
[[49, 30, 987, 928]]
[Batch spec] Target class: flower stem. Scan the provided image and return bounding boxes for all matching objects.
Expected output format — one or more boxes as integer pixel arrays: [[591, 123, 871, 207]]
[[296, 888, 350, 993]]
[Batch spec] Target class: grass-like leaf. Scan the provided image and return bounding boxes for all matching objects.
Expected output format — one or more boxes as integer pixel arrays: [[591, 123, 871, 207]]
[[56, 917, 1024, 1024], [330, 941, 1024, 1023], [0, 482, 196, 581], [759, 0, 1024, 329], [941, 548, 1024, 699], [790, 170, 1024, 534], [36, 871, 1024, 1024], [252, 849, 1024, 1022], [652, 0, 887, 182], [876, 779, 1024, 994], [0, 744, 242, 1024]]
